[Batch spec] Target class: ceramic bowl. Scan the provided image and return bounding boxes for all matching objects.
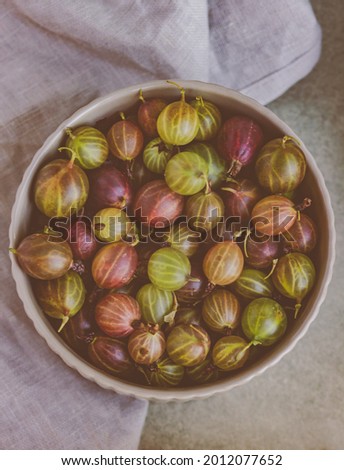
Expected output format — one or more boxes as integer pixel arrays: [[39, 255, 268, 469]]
[[9, 80, 335, 401]]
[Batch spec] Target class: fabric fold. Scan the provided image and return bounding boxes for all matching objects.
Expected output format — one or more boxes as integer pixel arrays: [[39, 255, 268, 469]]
[[1, 0, 321, 449]]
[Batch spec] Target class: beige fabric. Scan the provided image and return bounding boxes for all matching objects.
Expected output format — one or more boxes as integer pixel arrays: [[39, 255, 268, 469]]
[[0, 0, 321, 449]]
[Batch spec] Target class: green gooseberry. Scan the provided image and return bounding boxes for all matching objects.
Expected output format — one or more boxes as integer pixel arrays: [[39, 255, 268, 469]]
[[164, 151, 209, 196], [148, 247, 194, 291], [233, 268, 273, 300], [241, 297, 287, 346], [272, 252, 316, 318], [136, 283, 177, 326]]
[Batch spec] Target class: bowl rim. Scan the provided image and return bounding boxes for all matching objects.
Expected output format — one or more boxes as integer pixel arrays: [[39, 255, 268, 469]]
[[9, 79, 336, 401]]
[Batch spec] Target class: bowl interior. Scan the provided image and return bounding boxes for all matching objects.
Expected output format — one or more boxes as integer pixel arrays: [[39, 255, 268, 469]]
[[9, 80, 335, 401]]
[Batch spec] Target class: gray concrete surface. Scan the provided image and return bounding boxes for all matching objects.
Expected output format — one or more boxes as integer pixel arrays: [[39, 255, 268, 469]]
[[140, 0, 344, 450]]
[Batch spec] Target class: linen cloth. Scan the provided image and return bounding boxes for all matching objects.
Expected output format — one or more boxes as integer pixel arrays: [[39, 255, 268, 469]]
[[0, 0, 321, 450]]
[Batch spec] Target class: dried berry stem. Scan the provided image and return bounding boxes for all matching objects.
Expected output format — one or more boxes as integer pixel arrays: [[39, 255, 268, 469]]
[[71, 260, 86, 275], [295, 197, 312, 212], [224, 326, 232, 336], [164, 292, 179, 325]]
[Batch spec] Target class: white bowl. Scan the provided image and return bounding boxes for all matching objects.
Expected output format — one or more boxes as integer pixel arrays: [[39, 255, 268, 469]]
[[9, 80, 336, 401]]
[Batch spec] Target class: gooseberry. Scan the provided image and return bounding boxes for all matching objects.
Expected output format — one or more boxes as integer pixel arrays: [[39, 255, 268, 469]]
[[202, 289, 241, 334], [186, 358, 219, 384], [166, 324, 210, 367], [133, 179, 184, 227], [143, 137, 174, 174], [128, 324, 166, 365], [242, 297, 287, 346], [88, 336, 132, 376], [255, 136, 306, 193], [91, 241, 138, 289], [88, 162, 132, 211], [217, 115, 263, 176], [63, 126, 108, 169], [251, 195, 297, 235], [67, 219, 98, 261], [136, 283, 176, 326], [93, 207, 133, 243], [190, 96, 222, 141], [282, 213, 317, 254], [148, 247, 193, 291], [107, 112, 144, 161], [95, 293, 141, 337], [175, 261, 213, 305], [203, 241, 244, 286], [233, 268, 273, 300], [165, 151, 209, 196], [186, 142, 226, 189], [137, 90, 167, 138], [185, 190, 224, 232], [142, 356, 184, 387], [212, 335, 250, 371], [221, 178, 263, 225], [157, 81, 199, 145], [34, 270, 86, 332], [272, 252, 316, 318], [34, 158, 89, 217], [11, 232, 72, 280]]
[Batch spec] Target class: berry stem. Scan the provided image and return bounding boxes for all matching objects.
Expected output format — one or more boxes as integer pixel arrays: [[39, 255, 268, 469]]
[[128, 233, 140, 247], [58, 315, 69, 333], [264, 258, 278, 279], [58, 147, 77, 168], [195, 96, 205, 107], [9, 248, 18, 255], [227, 160, 242, 177], [221, 186, 238, 195], [226, 176, 239, 185], [120, 112, 126, 121], [65, 128, 75, 140], [243, 229, 251, 258], [204, 175, 211, 194], [136, 365, 151, 385], [164, 293, 178, 326], [138, 89, 145, 103], [294, 303, 302, 319], [295, 197, 312, 212], [166, 80, 185, 102], [282, 135, 301, 148], [188, 276, 201, 282], [232, 228, 250, 258]]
